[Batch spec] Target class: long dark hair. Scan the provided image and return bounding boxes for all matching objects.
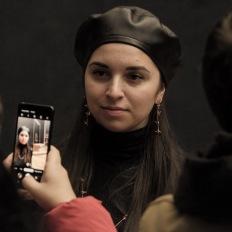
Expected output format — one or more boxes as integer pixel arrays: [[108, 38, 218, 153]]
[[62, 98, 183, 232]]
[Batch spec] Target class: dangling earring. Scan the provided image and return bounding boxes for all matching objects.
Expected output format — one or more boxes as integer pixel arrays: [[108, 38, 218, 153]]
[[80, 177, 87, 197], [155, 103, 161, 134], [84, 103, 91, 126]]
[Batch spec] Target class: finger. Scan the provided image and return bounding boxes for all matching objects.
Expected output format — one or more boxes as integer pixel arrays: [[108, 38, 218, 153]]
[[2, 153, 13, 171], [22, 174, 40, 195], [18, 188, 34, 200]]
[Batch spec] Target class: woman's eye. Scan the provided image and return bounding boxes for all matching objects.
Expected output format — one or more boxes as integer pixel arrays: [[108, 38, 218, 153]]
[[128, 74, 143, 81], [92, 70, 108, 78]]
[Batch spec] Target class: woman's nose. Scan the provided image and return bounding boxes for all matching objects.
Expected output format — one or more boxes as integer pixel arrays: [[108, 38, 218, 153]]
[[105, 78, 124, 99]]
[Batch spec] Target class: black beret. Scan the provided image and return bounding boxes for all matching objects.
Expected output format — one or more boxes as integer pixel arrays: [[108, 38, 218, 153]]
[[74, 6, 182, 85]]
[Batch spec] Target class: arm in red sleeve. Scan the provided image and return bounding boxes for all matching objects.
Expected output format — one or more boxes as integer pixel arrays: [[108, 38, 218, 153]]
[[45, 196, 117, 232]]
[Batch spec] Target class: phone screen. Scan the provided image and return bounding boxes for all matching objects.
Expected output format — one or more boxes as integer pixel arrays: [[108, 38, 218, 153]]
[[12, 102, 54, 184]]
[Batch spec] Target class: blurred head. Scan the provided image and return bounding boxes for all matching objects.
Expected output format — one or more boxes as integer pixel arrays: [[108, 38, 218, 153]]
[[17, 126, 30, 145], [202, 11, 232, 132]]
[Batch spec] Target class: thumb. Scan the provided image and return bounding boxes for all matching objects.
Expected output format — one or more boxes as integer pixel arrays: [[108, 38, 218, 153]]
[[22, 174, 40, 195]]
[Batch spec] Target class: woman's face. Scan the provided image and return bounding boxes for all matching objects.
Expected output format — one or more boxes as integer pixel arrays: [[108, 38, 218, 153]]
[[85, 43, 165, 132], [18, 130, 29, 145]]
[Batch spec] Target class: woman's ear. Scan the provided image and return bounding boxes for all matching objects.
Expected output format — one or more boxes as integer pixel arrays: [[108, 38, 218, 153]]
[[155, 83, 165, 104]]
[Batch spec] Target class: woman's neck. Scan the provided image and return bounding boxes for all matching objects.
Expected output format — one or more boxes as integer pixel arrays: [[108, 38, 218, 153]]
[[91, 122, 146, 164]]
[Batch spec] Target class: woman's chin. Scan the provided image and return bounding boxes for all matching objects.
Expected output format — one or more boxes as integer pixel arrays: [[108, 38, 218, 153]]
[[99, 122, 138, 133]]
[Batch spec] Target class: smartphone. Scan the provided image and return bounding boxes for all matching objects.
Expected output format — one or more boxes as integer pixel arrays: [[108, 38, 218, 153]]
[[12, 102, 54, 185]]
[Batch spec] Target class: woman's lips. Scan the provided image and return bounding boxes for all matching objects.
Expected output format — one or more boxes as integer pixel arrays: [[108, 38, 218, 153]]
[[102, 106, 128, 116]]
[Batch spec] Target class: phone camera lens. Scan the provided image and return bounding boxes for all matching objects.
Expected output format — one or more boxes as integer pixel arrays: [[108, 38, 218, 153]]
[[26, 162, 30, 167], [17, 172, 23, 179]]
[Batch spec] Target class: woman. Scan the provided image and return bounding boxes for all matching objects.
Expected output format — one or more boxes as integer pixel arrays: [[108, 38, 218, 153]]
[[14, 126, 32, 167], [61, 6, 183, 232], [5, 6, 183, 232]]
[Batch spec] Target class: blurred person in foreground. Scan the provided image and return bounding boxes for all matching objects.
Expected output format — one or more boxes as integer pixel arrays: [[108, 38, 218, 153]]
[[139, 10, 232, 232]]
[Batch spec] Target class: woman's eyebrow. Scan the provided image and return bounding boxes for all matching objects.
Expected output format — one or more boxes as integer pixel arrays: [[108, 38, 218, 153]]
[[89, 63, 150, 73], [89, 62, 109, 69], [126, 66, 150, 73]]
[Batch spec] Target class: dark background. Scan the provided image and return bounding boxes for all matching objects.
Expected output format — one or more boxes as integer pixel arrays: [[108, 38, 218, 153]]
[[1, 0, 231, 159]]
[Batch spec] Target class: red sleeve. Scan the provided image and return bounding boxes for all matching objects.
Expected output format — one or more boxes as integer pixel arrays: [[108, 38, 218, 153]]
[[45, 196, 117, 232]]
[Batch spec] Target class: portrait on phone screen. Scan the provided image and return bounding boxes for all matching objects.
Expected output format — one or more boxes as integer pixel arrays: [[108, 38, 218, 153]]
[[14, 125, 32, 167], [13, 117, 51, 170]]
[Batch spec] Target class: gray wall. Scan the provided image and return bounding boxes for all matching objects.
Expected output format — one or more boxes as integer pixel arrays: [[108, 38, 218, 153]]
[[1, 0, 231, 158]]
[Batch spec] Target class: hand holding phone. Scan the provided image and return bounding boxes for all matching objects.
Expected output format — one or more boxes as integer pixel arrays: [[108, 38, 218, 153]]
[[22, 146, 76, 211], [12, 102, 54, 185]]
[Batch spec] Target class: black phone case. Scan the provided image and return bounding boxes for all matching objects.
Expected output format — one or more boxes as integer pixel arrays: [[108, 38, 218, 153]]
[[12, 102, 54, 186]]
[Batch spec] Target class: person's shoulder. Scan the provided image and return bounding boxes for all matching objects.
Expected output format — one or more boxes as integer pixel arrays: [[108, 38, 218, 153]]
[[142, 194, 177, 222], [139, 194, 179, 232], [144, 194, 175, 213], [140, 192, 232, 232]]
